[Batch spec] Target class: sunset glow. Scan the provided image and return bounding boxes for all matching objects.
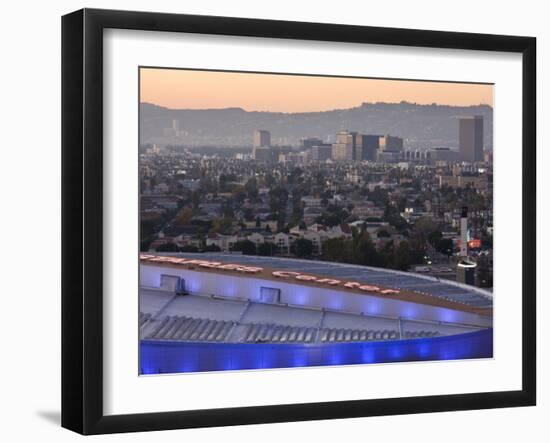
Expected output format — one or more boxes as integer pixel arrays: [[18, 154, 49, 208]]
[[140, 67, 493, 112]]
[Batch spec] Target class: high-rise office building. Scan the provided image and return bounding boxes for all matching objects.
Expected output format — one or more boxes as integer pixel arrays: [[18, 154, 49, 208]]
[[358, 134, 381, 160], [459, 116, 484, 162], [311, 144, 333, 161], [253, 130, 271, 148], [375, 134, 404, 162], [429, 147, 459, 162], [253, 130, 272, 161], [301, 137, 324, 150], [379, 134, 404, 152], [253, 147, 274, 162], [332, 130, 359, 161]]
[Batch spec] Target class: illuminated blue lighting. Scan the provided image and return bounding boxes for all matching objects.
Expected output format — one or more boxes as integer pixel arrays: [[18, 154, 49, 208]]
[[416, 342, 432, 359], [389, 345, 405, 361], [328, 348, 343, 366], [140, 329, 493, 375], [327, 293, 344, 310], [361, 347, 377, 364], [365, 301, 382, 315], [291, 353, 308, 367], [223, 282, 237, 298], [184, 276, 202, 293], [291, 288, 312, 306], [439, 308, 458, 324], [402, 304, 418, 319]]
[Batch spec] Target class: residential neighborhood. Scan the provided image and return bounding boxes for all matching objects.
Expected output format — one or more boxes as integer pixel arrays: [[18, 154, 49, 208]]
[[140, 125, 493, 287]]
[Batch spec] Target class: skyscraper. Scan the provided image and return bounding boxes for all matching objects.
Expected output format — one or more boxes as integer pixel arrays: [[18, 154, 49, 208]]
[[359, 134, 381, 161], [332, 130, 359, 161], [253, 130, 272, 161], [301, 137, 323, 150], [459, 116, 484, 162], [379, 134, 404, 152], [311, 144, 332, 161], [253, 130, 271, 148]]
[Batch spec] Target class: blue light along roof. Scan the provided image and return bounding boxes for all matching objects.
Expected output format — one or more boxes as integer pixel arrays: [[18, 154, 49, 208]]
[[140, 328, 493, 374], [171, 253, 493, 309]]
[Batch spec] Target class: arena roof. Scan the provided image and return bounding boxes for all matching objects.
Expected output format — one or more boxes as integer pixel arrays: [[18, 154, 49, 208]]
[[140, 289, 483, 345], [139, 253, 492, 346], [153, 252, 493, 309]]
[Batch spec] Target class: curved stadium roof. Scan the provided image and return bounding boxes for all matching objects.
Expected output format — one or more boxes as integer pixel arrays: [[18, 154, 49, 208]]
[[174, 252, 493, 309]]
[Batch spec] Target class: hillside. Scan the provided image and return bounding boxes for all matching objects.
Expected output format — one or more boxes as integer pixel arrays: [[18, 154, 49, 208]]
[[139, 101, 493, 150]]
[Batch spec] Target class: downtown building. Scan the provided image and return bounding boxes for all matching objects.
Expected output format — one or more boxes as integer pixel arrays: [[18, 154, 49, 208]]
[[311, 143, 333, 161], [361, 134, 382, 161], [253, 129, 271, 148], [331, 131, 385, 161], [459, 116, 484, 162], [332, 130, 359, 161], [252, 129, 277, 162], [377, 134, 404, 162]]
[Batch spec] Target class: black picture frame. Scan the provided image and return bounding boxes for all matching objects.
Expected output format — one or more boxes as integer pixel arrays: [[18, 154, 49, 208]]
[[61, 8, 536, 435]]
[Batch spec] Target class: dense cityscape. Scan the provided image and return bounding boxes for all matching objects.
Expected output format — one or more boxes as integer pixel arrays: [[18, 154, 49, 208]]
[[140, 114, 493, 288]]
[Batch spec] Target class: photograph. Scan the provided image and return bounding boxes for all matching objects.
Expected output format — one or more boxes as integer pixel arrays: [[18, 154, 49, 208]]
[[138, 68, 494, 375], [0, 0, 544, 438]]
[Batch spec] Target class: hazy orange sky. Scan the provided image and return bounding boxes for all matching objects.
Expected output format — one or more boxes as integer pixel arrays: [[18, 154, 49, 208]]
[[140, 68, 493, 112]]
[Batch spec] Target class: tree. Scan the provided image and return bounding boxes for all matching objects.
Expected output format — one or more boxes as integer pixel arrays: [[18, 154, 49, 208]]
[[355, 232, 385, 267], [263, 173, 276, 188], [476, 254, 493, 288], [315, 207, 348, 227], [156, 242, 179, 252], [220, 173, 238, 191], [243, 207, 254, 222], [231, 186, 247, 203], [277, 212, 287, 231], [140, 238, 153, 252], [245, 177, 259, 199], [174, 207, 193, 226], [427, 229, 443, 248], [269, 186, 288, 213], [258, 242, 274, 256], [210, 217, 233, 233], [413, 216, 437, 243], [392, 241, 412, 271], [141, 216, 162, 237], [288, 167, 304, 185], [410, 217, 439, 257], [180, 245, 199, 252], [322, 238, 353, 263], [231, 240, 256, 255], [191, 191, 200, 209], [291, 238, 314, 258], [221, 202, 234, 218], [379, 240, 395, 268], [481, 229, 493, 250], [202, 244, 221, 252], [385, 205, 408, 232], [436, 238, 455, 256], [369, 187, 388, 207]]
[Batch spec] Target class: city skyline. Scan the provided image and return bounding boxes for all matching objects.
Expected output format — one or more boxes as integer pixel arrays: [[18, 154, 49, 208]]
[[138, 66, 494, 376], [140, 68, 494, 113]]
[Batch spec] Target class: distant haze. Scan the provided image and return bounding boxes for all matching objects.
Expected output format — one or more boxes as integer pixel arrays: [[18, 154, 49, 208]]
[[140, 68, 493, 113], [139, 101, 493, 150]]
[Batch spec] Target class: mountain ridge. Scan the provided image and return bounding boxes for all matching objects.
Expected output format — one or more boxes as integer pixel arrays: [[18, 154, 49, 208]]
[[139, 101, 493, 150]]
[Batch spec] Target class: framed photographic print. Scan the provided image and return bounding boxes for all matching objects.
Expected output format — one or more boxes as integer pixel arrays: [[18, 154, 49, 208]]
[[61, 8, 536, 435]]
